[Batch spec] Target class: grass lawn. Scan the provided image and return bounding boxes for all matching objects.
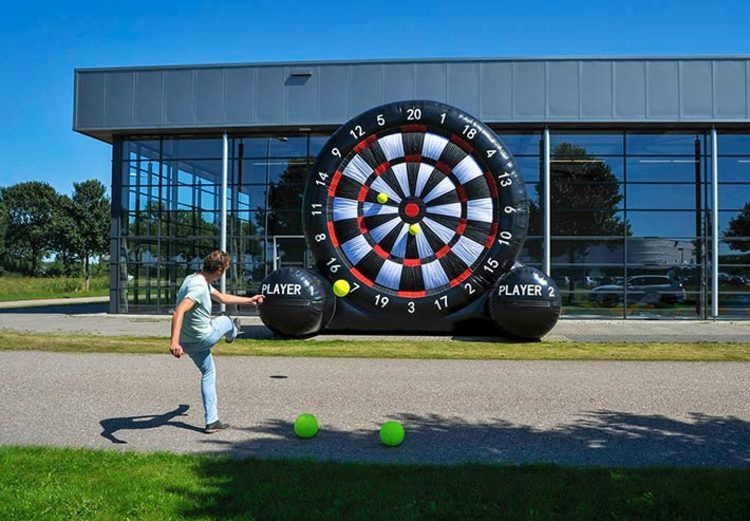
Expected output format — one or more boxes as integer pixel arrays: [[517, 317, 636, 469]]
[[0, 331, 749, 361], [0, 276, 108, 302], [0, 446, 748, 520]]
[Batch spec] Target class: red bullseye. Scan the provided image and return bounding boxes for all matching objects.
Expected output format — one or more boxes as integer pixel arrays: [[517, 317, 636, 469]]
[[404, 202, 420, 218]]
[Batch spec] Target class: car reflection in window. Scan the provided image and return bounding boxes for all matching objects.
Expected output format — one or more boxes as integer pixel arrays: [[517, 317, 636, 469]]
[[588, 275, 686, 307]]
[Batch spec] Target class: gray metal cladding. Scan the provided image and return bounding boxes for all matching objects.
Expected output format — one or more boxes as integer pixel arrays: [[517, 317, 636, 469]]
[[74, 57, 750, 139]]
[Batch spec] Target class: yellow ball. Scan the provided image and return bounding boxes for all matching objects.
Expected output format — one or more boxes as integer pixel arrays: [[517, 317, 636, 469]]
[[376, 192, 389, 204], [408, 223, 420, 236], [333, 279, 350, 297]]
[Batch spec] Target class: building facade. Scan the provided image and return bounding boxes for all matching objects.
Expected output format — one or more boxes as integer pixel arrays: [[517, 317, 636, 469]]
[[73, 57, 750, 318]]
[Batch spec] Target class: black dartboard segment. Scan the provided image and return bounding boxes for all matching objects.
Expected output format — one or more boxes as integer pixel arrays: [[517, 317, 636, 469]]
[[303, 100, 528, 320]]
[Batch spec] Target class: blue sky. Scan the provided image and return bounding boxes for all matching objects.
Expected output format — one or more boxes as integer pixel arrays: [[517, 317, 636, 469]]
[[1, 0, 749, 195]]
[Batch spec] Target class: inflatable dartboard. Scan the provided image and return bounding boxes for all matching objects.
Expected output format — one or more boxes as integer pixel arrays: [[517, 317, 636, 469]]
[[303, 100, 528, 330]]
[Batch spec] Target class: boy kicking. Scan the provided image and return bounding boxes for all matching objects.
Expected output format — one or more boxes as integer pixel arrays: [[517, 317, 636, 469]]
[[170, 250, 264, 432]]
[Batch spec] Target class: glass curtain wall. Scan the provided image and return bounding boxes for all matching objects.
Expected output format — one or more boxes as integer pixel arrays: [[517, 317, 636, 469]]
[[112, 129, 747, 318], [717, 134, 750, 316], [115, 137, 223, 313], [547, 131, 710, 318]]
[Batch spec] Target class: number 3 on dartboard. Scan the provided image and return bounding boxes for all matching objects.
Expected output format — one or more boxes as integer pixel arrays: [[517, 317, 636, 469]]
[[407, 302, 415, 314]]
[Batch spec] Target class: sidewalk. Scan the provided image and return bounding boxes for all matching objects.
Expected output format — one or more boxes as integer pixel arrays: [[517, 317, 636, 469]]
[[1, 311, 749, 342]]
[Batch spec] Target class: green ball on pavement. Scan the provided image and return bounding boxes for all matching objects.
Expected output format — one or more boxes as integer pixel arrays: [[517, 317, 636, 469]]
[[333, 279, 350, 297], [294, 413, 319, 439], [376, 192, 389, 204], [379, 421, 405, 447], [408, 223, 420, 236]]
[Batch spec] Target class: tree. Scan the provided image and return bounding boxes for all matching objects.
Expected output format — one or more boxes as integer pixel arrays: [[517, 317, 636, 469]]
[[527, 143, 630, 303], [724, 202, 750, 253], [0, 191, 7, 273], [1, 182, 60, 275], [70, 180, 110, 289], [50, 194, 83, 276]]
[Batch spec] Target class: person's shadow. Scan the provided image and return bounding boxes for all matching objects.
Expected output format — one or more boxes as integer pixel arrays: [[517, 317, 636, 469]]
[[100, 404, 205, 444]]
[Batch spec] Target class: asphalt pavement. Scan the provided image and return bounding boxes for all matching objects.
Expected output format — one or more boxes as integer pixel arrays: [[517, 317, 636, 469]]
[[1, 351, 748, 467]]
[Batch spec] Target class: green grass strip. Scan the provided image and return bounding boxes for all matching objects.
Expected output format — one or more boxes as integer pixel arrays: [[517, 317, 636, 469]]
[[0, 276, 109, 302], [0, 446, 748, 520], [1, 331, 749, 361]]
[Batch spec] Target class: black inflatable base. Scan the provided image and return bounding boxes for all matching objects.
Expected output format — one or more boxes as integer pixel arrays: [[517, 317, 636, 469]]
[[487, 266, 562, 339], [258, 267, 335, 338]]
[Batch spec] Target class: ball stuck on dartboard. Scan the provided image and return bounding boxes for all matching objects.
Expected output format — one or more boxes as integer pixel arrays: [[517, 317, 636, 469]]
[[408, 223, 420, 236], [376, 192, 389, 204], [333, 279, 350, 297]]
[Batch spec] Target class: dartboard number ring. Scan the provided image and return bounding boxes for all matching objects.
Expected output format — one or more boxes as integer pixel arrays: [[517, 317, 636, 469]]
[[303, 100, 528, 320]]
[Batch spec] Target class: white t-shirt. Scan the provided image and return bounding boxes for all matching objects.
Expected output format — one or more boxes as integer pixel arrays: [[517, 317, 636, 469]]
[[176, 273, 216, 344]]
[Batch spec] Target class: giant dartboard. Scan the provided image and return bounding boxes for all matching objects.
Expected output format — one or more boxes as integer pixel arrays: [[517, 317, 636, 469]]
[[303, 100, 528, 322]]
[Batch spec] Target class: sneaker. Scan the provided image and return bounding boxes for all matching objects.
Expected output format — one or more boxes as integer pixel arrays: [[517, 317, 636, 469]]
[[205, 420, 230, 433], [225, 317, 241, 343]]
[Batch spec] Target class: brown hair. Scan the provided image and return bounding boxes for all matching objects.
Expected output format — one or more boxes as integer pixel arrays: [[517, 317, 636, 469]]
[[202, 250, 231, 274]]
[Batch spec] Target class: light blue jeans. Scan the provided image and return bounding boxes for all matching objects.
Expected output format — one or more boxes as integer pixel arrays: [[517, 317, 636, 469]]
[[182, 315, 237, 425]]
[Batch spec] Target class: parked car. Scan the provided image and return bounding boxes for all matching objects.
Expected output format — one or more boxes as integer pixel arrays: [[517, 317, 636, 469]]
[[719, 272, 748, 286], [588, 276, 687, 307]]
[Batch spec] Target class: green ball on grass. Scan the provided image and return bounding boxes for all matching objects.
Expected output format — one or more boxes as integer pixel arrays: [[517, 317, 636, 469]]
[[379, 421, 405, 447], [294, 413, 319, 439]]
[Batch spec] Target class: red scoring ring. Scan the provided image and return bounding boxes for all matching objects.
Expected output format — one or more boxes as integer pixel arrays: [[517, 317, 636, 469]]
[[404, 202, 420, 218]]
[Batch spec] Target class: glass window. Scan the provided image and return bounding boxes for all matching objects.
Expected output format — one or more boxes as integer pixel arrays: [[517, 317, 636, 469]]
[[515, 157, 542, 182], [551, 239, 624, 263], [268, 159, 310, 184], [718, 158, 750, 182], [234, 137, 270, 158], [268, 136, 308, 158], [551, 157, 624, 182], [123, 139, 160, 161], [162, 138, 223, 160], [627, 133, 702, 156], [496, 132, 542, 156], [267, 183, 304, 212], [550, 132, 623, 156], [720, 210, 750, 239], [628, 211, 703, 237], [627, 184, 697, 210], [719, 184, 750, 210], [309, 135, 332, 156], [717, 134, 750, 156], [626, 238, 699, 265], [627, 158, 701, 182]]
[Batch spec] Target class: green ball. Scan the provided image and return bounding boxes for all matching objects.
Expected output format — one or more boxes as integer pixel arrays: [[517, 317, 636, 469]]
[[408, 223, 420, 236], [294, 413, 319, 439], [333, 279, 350, 297], [376, 192, 389, 204], [379, 421, 405, 447]]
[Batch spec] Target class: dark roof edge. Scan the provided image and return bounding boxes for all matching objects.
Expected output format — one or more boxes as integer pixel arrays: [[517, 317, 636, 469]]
[[74, 55, 750, 73]]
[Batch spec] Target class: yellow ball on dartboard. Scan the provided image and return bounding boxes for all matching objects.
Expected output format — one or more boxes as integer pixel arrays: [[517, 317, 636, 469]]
[[333, 279, 350, 297], [376, 192, 389, 204], [408, 223, 420, 236]]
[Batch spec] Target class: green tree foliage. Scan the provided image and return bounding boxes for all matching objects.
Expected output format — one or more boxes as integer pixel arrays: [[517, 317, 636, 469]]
[[70, 180, 110, 288], [0, 180, 110, 279], [528, 143, 631, 262], [1, 182, 61, 275], [724, 202, 750, 253], [0, 192, 7, 272]]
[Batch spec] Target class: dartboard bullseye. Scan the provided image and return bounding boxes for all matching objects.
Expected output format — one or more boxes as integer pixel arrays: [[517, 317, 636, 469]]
[[303, 100, 528, 324]]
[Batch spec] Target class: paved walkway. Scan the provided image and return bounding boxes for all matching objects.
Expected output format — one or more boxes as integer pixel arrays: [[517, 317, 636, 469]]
[[1, 312, 750, 342], [1, 351, 748, 466]]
